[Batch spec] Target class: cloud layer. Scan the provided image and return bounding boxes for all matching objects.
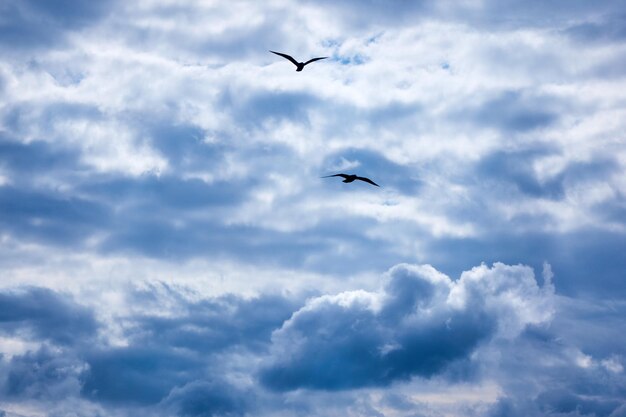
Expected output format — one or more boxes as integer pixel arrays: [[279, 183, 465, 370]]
[[1, 0, 626, 416], [0, 263, 566, 415], [261, 263, 551, 390]]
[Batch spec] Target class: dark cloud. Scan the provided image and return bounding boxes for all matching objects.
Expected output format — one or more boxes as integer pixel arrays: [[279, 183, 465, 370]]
[[476, 148, 565, 199], [0, 136, 84, 187], [536, 389, 622, 416], [80, 287, 297, 407], [1, 347, 85, 400], [97, 214, 322, 263], [487, 390, 626, 417], [128, 290, 298, 354], [260, 263, 547, 391], [0, 186, 111, 246], [551, 298, 626, 361], [81, 345, 203, 405], [144, 123, 223, 171], [0, 0, 115, 52], [0, 264, 623, 417], [0, 143, 402, 271], [83, 174, 247, 211], [0, 287, 97, 345], [462, 90, 560, 133], [160, 380, 250, 417], [220, 89, 321, 130], [84, 174, 399, 271], [0, 284, 293, 412], [475, 148, 618, 200]]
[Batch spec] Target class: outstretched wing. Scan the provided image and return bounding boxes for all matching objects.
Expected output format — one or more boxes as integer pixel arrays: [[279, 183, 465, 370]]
[[321, 174, 349, 179], [303, 56, 328, 66], [270, 50, 299, 66], [356, 176, 380, 187]]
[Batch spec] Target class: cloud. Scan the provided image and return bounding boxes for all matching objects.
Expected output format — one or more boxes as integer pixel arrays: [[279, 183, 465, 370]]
[[0, 0, 114, 51], [81, 345, 204, 405], [321, 148, 423, 194], [0, 283, 295, 413], [0, 186, 110, 246], [300, 0, 434, 30], [260, 262, 554, 391], [0, 287, 97, 346], [565, 14, 626, 44], [222, 89, 321, 130], [427, 230, 626, 297], [125, 288, 298, 354], [160, 380, 250, 417], [1, 346, 86, 400], [1, 0, 626, 415], [486, 385, 626, 417], [463, 90, 560, 133], [0, 136, 82, 184], [78, 286, 297, 407], [0, 262, 624, 417]]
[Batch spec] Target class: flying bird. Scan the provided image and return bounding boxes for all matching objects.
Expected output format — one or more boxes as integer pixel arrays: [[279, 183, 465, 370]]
[[322, 174, 380, 187], [270, 51, 328, 71]]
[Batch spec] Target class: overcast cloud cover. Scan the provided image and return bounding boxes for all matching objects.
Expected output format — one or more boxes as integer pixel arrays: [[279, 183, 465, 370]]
[[1, 0, 626, 416]]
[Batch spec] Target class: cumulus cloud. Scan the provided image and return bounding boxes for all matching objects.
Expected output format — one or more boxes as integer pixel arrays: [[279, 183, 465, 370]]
[[0, 262, 625, 416], [260, 262, 554, 391]]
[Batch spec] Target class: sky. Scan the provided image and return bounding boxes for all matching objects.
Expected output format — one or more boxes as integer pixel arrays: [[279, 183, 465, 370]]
[[1, 0, 626, 416]]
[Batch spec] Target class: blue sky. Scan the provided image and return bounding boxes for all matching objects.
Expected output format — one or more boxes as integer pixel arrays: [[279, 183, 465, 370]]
[[1, 0, 626, 416]]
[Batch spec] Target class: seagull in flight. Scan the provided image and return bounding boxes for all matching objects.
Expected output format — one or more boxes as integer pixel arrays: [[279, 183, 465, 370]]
[[322, 174, 380, 187], [270, 51, 328, 72]]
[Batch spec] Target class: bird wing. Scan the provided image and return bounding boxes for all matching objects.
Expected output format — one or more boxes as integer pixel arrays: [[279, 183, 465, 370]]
[[321, 174, 349, 179], [270, 51, 299, 66], [356, 176, 380, 187], [302, 56, 328, 66]]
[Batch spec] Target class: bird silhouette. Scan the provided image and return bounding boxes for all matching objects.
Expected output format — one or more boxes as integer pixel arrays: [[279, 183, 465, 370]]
[[322, 174, 380, 187], [270, 51, 328, 71]]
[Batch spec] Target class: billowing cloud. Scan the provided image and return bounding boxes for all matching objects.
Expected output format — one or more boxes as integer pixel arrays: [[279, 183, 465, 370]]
[[260, 262, 553, 390], [0, 262, 624, 416]]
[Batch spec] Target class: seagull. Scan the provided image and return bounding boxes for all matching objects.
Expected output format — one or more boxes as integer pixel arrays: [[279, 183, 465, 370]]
[[322, 174, 380, 187], [270, 51, 328, 72]]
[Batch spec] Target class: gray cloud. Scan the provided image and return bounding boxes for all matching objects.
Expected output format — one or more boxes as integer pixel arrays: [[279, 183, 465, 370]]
[[1, 347, 86, 401], [564, 14, 626, 44], [0, 262, 624, 417], [160, 380, 250, 417], [0, 287, 97, 346], [260, 262, 553, 391], [0, 0, 115, 52]]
